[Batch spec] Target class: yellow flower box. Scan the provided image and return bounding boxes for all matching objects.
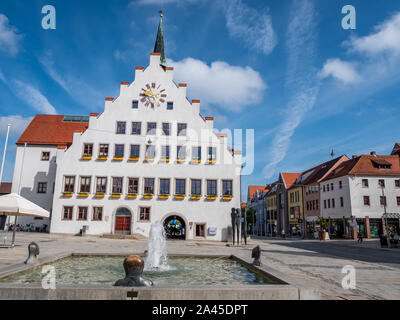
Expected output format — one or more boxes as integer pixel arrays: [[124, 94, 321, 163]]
[[95, 193, 105, 198], [111, 194, 121, 198], [81, 156, 92, 160], [97, 156, 108, 161], [159, 194, 169, 199], [127, 194, 137, 199], [160, 158, 170, 163], [192, 159, 201, 164], [62, 192, 73, 197], [129, 157, 139, 162], [207, 195, 217, 200], [113, 156, 124, 161], [145, 158, 155, 162], [78, 192, 89, 198], [208, 159, 216, 164], [222, 196, 233, 201], [174, 195, 185, 200], [143, 194, 154, 199], [191, 195, 201, 200], [177, 159, 186, 163]]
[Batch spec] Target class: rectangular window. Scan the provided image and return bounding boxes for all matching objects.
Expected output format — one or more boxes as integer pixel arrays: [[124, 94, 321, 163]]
[[92, 207, 103, 221], [340, 197, 344, 207], [63, 206, 73, 220], [132, 122, 141, 135], [144, 178, 155, 194], [116, 121, 126, 134], [177, 123, 187, 136], [139, 207, 150, 221], [397, 197, 400, 206], [147, 122, 157, 135], [161, 146, 170, 159], [83, 144, 93, 156], [323, 185, 326, 192], [96, 177, 107, 193], [159, 178, 170, 195], [167, 102, 173, 110], [324, 200, 327, 209], [37, 182, 47, 194], [327, 184, 330, 192], [363, 196, 370, 206], [64, 176, 75, 192], [331, 183, 334, 191], [128, 178, 139, 194], [328, 199, 331, 208], [162, 123, 170, 136], [175, 179, 186, 195], [192, 147, 201, 161], [379, 179, 385, 188], [207, 180, 217, 196], [114, 144, 124, 158], [191, 179, 201, 195], [130, 145, 140, 158], [145, 145, 155, 160], [339, 181, 343, 189], [177, 146, 186, 160], [332, 198, 335, 208], [362, 179, 369, 187], [112, 177, 123, 194], [395, 180, 400, 188], [380, 196, 387, 206], [132, 100, 138, 109], [195, 224, 205, 237], [222, 180, 233, 196], [80, 176, 91, 193], [99, 144, 109, 157], [78, 207, 88, 221], [41, 151, 50, 161], [208, 147, 216, 162]]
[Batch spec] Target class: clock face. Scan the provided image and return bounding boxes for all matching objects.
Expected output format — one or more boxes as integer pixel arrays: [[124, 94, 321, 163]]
[[139, 83, 167, 108]]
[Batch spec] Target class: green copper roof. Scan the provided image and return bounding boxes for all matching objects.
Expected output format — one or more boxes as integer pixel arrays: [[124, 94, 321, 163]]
[[154, 13, 167, 67]]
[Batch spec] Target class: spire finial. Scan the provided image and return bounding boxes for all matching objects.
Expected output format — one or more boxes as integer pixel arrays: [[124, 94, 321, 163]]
[[331, 149, 335, 158], [159, 10, 163, 18]]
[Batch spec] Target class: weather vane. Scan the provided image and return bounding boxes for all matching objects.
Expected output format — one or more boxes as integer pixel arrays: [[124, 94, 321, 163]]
[[159, 10, 163, 18]]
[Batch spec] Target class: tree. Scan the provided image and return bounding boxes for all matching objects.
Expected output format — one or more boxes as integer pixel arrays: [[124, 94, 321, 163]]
[[246, 207, 256, 224]]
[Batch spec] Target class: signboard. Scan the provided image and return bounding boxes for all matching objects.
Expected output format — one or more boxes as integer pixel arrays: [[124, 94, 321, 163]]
[[208, 226, 217, 236]]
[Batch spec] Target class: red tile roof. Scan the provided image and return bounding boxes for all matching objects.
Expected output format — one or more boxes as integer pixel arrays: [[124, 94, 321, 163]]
[[0, 183, 12, 194], [323, 154, 400, 181], [281, 173, 301, 189], [248, 185, 267, 200], [241, 203, 247, 208], [17, 115, 88, 146]]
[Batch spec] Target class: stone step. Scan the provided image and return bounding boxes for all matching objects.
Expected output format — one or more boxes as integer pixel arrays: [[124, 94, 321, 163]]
[[101, 233, 148, 240]]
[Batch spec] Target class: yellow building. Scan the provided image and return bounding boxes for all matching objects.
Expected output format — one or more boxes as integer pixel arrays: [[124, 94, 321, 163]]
[[288, 186, 304, 235], [265, 183, 278, 235]]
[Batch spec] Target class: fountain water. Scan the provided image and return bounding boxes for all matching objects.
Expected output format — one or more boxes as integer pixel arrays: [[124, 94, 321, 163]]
[[144, 221, 170, 271]]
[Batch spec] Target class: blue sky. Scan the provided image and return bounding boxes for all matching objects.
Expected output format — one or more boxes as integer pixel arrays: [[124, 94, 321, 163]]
[[0, 0, 399, 201]]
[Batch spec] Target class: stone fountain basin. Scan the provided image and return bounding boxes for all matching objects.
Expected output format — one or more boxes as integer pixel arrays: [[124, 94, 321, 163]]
[[0, 253, 320, 300]]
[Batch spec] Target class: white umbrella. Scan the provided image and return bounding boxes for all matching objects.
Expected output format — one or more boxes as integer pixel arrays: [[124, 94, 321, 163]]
[[0, 193, 50, 247]]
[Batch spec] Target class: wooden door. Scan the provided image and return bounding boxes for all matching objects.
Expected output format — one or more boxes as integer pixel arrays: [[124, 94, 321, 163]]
[[115, 216, 131, 234]]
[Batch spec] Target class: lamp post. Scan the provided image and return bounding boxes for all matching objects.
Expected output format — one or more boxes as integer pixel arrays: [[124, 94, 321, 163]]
[[381, 186, 391, 248]]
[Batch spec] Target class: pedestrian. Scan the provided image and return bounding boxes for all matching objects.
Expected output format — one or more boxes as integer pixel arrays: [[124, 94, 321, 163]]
[[357, 230, 363, 243], [281, 229, 285, 239], [393, 232, 399, 246]]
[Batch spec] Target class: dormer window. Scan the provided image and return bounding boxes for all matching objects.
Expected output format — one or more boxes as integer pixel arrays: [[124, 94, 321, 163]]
[[167, 102, 173, 110], [116, 121, 126, 134], [41, 152, 50, 161], [132, 100, 138, 109]]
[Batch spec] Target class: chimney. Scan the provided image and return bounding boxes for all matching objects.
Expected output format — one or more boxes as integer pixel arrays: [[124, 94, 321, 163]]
[[370, 151, 376, 156]]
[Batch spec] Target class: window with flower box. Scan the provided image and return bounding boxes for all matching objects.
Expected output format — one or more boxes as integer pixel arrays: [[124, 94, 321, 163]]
[[192, 147, 201, 162], [222, 180, 233, 197], [191, 179, 201, 195], [207, 180, 217, 196], [145, 145, 155, 160], [130, 145, 140, 159], [114, 144, 124, 159], [144, 178, 155, 195], [99, 144, 109, 158], [128, 178, 139, 194], [177, 146, 186, 161], [80, 177, 91, 193], [175, 179, 186, 195], [96, 177, 107, 194], [83, 144, 93, 158], [208, 147, 216, 163], [161, 146, 170, 161], [159, 179, 170, 195], [64, 176, 75, 193]]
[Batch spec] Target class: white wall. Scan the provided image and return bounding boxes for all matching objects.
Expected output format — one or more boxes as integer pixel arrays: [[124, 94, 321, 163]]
[[320, 176, 352, 219], [49, 54, 242, 241]]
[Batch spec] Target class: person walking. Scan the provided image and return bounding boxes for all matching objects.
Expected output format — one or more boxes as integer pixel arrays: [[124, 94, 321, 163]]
[[357, 230, 363, 243]]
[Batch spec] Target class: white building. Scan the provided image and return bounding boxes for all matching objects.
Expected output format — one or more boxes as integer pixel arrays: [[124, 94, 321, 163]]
[[246, 186, 267, 236], [11, 16, 242, 240], [320, 153, 400, 238]]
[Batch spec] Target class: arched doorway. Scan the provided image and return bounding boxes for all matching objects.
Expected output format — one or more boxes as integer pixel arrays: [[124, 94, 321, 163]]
[[163, 215, 186, 240], [115, 207, 132, 235]]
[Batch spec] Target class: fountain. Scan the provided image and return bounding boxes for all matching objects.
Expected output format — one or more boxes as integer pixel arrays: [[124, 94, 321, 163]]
[[144, 221, 169, 271]]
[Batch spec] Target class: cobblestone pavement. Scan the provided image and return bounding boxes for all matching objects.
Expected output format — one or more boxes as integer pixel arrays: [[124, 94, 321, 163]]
[[0, 232, 399, 300]]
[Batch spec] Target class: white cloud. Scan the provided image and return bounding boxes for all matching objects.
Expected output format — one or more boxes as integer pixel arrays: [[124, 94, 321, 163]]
[[224, 0, 277, 55], [319, 58, 362, 84], [348, 12, 400, 56], [0, 115, 32, 137], [0, 68, 6, 82], [0, 13, 23, 56], [12, 80, 57, 115], [38, 51, 103, 109], [132, 0, 202, 6], [263, 0, 319, 179], [167, 57, 266, 112]]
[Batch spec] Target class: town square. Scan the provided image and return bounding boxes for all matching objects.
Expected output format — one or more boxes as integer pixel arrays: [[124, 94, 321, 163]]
[[0, 0, 399, 308]]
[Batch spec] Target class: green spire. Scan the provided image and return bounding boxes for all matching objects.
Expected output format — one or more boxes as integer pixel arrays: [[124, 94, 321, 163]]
[[331, 149, 335, 158], [154, 11, 167, 67]]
